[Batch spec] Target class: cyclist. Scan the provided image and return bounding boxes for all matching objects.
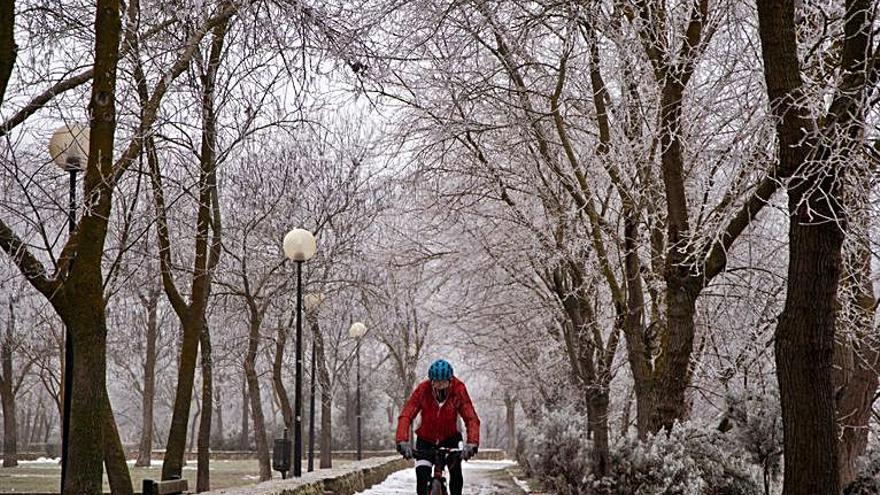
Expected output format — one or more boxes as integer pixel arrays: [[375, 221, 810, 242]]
[[395, 359, 480, 495]]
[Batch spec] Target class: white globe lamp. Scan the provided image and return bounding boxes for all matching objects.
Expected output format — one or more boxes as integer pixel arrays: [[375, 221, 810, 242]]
[[283, 228, 316, 261]]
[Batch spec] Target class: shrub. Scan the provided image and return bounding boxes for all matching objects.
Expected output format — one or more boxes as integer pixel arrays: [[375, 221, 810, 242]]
[[590, 422, 762, 495], [519, 407, 762, 495], [845, 447, 880, 495], [517, 404, 590, 494], [725, 387, 784, 489]]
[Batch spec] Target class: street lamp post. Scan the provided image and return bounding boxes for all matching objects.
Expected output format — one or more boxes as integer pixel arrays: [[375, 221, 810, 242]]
[[304, 293, 324, 473], [48, 124, 89, 492], [348, 322, 366, 461], [282, 228, 317, 478]]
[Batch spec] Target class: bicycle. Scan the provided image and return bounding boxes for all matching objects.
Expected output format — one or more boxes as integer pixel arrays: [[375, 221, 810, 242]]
[[413, 446, 462, 495]]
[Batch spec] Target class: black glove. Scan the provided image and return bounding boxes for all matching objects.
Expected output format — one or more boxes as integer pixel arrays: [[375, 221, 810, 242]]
[[462, 443, 478, 461], [397, 441, 413, 460]]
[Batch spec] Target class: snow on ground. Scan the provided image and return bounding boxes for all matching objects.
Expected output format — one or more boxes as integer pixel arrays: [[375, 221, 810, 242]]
[[511, 476, 531, 493], [17, 457, 145, 466], [16, 457, 61, 464], [17, 457, 246, 466], [355, 468, 412, 495], [356, 460, 520, 495]]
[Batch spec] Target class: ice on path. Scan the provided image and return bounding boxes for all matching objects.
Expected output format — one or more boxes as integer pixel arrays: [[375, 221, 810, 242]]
[[512, 476, 531, 493], [355, 460, 518, 495]]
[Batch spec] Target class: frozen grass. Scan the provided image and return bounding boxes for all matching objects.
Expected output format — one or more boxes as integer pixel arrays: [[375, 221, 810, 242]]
[[0, 458, 353, 493]]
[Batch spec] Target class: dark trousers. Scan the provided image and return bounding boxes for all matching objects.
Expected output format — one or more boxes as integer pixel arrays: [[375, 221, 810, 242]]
[[415, 433, 463, 495]]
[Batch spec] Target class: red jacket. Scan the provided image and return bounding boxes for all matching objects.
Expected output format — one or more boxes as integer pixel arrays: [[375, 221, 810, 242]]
[[396, 377, 481, 445]]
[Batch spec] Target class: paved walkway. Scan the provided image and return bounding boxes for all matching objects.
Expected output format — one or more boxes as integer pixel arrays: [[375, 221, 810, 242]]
[[356, 460, 528, 494]]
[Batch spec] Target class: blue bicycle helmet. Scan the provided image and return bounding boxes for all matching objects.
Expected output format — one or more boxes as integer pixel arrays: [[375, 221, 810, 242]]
[[428, 359, 454, 381]]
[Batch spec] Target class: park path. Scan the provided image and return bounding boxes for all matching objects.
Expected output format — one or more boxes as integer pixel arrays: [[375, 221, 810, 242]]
[[355, 460, 528, 495]]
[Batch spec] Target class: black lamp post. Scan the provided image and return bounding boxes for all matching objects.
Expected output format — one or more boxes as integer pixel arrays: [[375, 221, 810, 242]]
[[348, 322, 366, 461], [48, 124, 89, 492], [282, 228, 317, 478]]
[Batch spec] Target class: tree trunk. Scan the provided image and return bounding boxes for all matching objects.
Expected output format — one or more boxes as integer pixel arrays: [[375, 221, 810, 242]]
[[20, 405, 32, 452], [42, 409, 52, 444], [272, 319, 293, 433], [0, 0, 16, 105], [619, 388, 633, 438], [27, 403, 41, 450], [552, 262, 615, 477], [650, 37, 699, 432], [836, 337, 878, 487], [319, 377, 332, 470], [650, 283, 697, 432], [563, 300, 618, 476], [245, 316, 271, 481], [621, 213, 652, 439], [193, 17, 226, 488], [189, 396, 201, 455], [135, 288, 158, 467], [774, 180, 843, 495], [103, 394, 133, 495], [584, 25, 655, 440], [504, 395, 516, 456], [762, 17, 838, 495], [653, 74, 698, 430], [1, 300, 17, 468], [313, 318, 332, 468], [212, 381, 224, 448], [61, 312, 109, 495], [31, 404, 46, 449], [159, 14, 226, 479], [239, 378, 249, 450], [586, 392, 610, 478], [197, 323, 212, 492], [757, 0, 872, 492], [345, 384, 356, 449], [615, 2, 714, 436], [57, 2, 121, 490], [835, 235, 878, 487], [0, 380, 16, 468], [162, 316, 202, 479]]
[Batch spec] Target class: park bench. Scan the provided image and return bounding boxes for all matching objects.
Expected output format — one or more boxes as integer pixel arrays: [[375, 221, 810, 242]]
[[141, 478, 189, 495]]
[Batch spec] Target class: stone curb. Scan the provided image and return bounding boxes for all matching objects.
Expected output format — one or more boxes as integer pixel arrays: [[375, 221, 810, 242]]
[[200, 456, 409, 495], [198, 450, 508, 494]]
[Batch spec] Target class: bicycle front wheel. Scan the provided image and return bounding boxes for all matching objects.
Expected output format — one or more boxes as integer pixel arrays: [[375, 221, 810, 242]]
[[430, 478, 446, 495]]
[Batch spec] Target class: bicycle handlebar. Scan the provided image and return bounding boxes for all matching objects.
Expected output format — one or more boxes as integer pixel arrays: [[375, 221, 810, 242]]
[[412, 447, 462, 461]]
